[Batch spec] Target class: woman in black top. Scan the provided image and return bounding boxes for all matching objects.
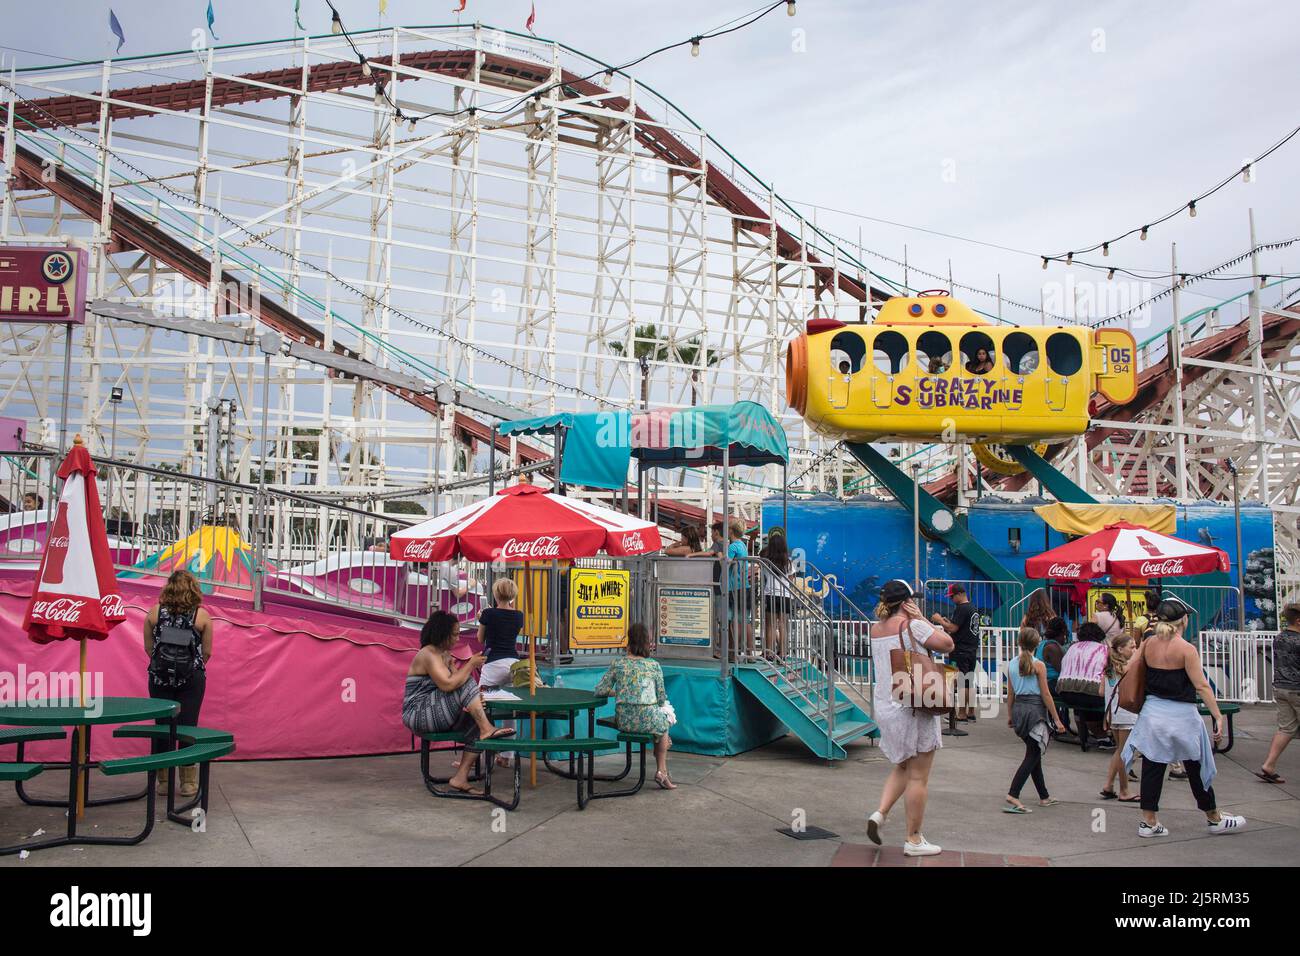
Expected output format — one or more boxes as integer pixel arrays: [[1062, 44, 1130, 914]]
[[477, 577, 525, 689], [965, 347, 994, 375]]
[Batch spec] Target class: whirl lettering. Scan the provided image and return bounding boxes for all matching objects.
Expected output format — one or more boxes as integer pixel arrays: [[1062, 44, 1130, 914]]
[[400, 540, 436, 561], [1047, 563, 1083, 578], [1138, 559, 1185, 576], [500, 536, 562, 560], [31, 597, 86, 623], [101, 593, 125, 618]]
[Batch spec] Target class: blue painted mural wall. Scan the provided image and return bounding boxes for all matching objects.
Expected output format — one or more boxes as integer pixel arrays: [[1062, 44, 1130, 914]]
[[762, 496, 1277, 628]]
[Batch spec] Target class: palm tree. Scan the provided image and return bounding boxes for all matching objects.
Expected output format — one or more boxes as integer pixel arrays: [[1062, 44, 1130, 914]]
[[608, 323, 670, 407], [677, 333, 720, 406]]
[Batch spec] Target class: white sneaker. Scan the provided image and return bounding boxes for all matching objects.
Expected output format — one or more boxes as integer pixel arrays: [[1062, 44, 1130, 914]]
[[866, 811, 886, 846], [902, 836, 942, 857], [1207, 814, 1246, 835], [1137, 821, 1169, 838]]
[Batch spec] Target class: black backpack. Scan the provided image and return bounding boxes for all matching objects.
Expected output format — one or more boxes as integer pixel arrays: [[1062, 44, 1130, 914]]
[[149, 609, 200, 688]]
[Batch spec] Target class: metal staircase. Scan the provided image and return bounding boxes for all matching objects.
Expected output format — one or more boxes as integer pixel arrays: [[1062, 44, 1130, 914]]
[[731, 556, 877, 759]]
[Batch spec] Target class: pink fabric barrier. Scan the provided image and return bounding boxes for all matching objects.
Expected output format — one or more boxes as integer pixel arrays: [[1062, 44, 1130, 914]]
[[0, 569, 477, 761]]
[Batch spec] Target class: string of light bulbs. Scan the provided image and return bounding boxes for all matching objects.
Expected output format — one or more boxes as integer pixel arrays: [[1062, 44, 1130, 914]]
[[1041, 121, 1300, 268], [323, 0, 796, 131], [1088, 236, 1300, 328]]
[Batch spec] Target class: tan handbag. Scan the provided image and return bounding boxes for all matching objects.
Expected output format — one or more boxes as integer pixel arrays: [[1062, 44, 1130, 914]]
[[888, 620, 956, 716], [1117, 643, 1147, 714]]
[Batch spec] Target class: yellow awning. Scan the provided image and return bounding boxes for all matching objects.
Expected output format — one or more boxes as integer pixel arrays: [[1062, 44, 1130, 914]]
[[1033, 502, 1176, 536]]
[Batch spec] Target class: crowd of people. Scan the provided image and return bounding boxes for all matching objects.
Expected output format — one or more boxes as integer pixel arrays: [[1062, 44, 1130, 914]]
[[861, 581, 1296, 855], [379, 522, 1297, 853]]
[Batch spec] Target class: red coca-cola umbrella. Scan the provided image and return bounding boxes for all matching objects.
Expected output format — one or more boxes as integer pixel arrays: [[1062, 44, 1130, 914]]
[[390, 482, 661, 786], [390, 482, 661, 563], [1025, 521, 1229, 580], [22, 435, 127, 817]]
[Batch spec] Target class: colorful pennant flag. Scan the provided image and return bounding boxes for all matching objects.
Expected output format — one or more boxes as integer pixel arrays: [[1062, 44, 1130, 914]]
[[207, 0, 220, 40], [108, 9, 127, 53], [453, 0, 467, 11], [378, 0, 388, 17], [525, 2, 536, 35], [294, 0, 305, 31]]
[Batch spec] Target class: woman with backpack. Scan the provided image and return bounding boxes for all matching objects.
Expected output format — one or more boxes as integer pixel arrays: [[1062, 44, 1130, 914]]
[[144, 570, 214, 798]]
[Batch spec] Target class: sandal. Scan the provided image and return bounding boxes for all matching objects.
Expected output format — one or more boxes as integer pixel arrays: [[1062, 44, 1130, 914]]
[[654, 770, 677, 790], [486, 727, 517, 740], [1038, 798, 1060, 807], [448, 781, 484, 796], [1002, 803, 1031, 814], [1117, 794, 1141, 803], [1255, 769, 1286, 784], [1099, 789, 1118, 800]]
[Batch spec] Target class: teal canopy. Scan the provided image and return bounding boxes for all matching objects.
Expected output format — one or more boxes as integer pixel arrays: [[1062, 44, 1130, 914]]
[[498, 401, 789, 490]]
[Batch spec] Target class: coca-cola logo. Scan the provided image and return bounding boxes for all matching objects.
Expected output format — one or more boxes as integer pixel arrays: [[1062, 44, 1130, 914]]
[[32, 597, 86, 623], [101, 593, 125, 618], [1047, 563, 1083, 578], [620, 531, 645, 552], [500, 536, 562, 560], [47, 536, 69, 549], [400, 539, 436, 561], [1139, 559, 1185, 576]]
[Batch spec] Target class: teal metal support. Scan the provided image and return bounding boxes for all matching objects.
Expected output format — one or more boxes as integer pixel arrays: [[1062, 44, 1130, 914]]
[[1005, 445, 1097, 504], [844, 442, 1022, 610]]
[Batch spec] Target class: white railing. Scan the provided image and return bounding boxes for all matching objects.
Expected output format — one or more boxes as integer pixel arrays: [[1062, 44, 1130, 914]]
[[1199, 630, 1276, 704]]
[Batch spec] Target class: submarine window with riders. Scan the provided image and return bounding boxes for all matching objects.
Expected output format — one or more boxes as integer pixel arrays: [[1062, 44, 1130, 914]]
[[871, 330, 910, 375], [1002, 331, 1040, 376], [917, 330, 952, 375], [960, 331, 996, 375], [829, 330, 866, 375]]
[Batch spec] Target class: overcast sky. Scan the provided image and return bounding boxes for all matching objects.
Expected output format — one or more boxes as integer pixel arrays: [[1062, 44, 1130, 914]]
[[4, 0, 1299, 338]]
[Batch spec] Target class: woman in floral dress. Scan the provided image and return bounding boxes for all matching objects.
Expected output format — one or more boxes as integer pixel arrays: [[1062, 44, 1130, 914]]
[[595, 623, 677, 789]]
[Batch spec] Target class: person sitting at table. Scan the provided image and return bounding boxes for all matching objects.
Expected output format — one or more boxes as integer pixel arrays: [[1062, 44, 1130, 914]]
[[404, 610, 515, 795], [594, 622, 677, 790], [144, 569, 214, 798]]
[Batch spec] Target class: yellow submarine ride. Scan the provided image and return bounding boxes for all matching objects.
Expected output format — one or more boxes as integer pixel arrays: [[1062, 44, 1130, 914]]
[[786, 290, 1137, 449]]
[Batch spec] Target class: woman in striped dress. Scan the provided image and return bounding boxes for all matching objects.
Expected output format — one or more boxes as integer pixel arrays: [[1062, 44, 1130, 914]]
[[403, 610, 514, 795]]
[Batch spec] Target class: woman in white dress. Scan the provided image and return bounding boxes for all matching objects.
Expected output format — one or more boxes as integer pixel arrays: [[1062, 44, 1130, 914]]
[[866, 579, 955, 857]]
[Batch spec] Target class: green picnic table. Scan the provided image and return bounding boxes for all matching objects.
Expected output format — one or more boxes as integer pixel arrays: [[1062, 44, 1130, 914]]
[[0, 697, 178, 855], [417, 687, 621, 810], [1199, 701, 1241, 754]]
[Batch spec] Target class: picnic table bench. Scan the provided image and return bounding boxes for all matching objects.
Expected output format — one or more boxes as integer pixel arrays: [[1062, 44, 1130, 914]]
[[1200, 701, 1241, 753]]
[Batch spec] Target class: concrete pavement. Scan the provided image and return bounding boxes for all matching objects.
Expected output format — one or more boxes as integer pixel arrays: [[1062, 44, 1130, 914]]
[[2, 703, 1296, 867]]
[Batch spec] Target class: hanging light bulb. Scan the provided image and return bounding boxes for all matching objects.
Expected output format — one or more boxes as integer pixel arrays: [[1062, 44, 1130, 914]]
[[787, 1, 797, 15], [360, 57, 372, 77], [1107, 268, 1116, 280], [1041, 257, 1049, 270], [1140, 225, 1149, 240], [331, 10, 343, 34], [1066, 252, 1073, 266], [408, 116, 418, 132], [602, 70, 613, 87], [690, 37, 701, 57], [1188, 200, 1197, 218], [1102, 242, 1109, 257], [1242, 164, 1252, 183]]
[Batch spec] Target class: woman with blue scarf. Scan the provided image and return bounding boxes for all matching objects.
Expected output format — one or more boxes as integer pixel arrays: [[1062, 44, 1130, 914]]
[[1122, 599, 1246, 838]]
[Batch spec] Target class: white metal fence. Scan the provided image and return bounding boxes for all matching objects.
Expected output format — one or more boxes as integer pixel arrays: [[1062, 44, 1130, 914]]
[[1199, 630, 1276, 704]]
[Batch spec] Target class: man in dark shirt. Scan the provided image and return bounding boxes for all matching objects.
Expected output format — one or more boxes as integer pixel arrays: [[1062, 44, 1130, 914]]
[[932, 583, 981, 726], [1259, 603, 1300, 784]]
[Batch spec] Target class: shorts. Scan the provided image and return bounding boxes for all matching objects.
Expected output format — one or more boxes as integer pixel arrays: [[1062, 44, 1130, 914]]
[[950, 652, 977, 675], [1276, 687, 1300, 737], [764, 595, 793, 615]]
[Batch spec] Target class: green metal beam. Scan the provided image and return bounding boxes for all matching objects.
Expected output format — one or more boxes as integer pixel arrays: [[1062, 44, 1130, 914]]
[[844, 442, 1022, 612], [1005, 445, 1097, 504]]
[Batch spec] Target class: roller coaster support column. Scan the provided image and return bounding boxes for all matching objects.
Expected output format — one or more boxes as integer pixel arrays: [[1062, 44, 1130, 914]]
[[1005, 445, 1097, 505], [844, 443, 1021, 609]]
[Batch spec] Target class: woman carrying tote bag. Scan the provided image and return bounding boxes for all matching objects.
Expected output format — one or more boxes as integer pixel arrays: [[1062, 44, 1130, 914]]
[[865, 579, 955, 857]]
